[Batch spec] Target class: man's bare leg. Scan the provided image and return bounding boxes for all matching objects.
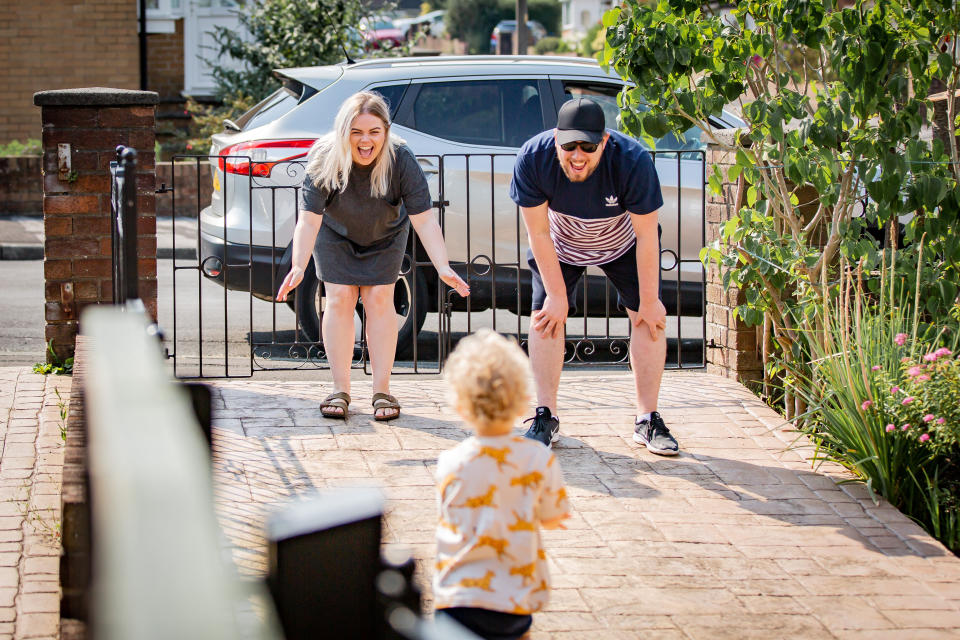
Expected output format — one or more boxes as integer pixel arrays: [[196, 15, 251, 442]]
[[628, 309, 678, 454], [627, 309, 666, 415], [527, 323, 566, 414]]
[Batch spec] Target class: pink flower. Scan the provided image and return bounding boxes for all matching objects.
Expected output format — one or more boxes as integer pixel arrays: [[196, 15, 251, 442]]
[[924, 414, 935, 423], [917, 375, 931, 381], [902, 424, 911, 430], [902, 396, 914, 405], [885, 424, 895, 432], [895, 333, 908, 346], [937, 418, 946, 425], [871, 365, 882, 371], [901, 357, 911, 363], [891, 386, 900, 394], [908, 366, 922, 376], [924, 352, 939, 362], [920, 433, 931, 442], [861, 400, 873, 410], [935, 347, 952, 358]]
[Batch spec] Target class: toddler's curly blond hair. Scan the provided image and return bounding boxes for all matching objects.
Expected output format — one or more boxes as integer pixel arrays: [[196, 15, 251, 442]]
[[443, 329, 531, 428]]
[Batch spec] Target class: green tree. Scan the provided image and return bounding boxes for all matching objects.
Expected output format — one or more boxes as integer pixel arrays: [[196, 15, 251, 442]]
[[447, 0, 561, 54], [446, 0, 503, 53], [603, 0, 960, 418], [209, 0, 407, 101]]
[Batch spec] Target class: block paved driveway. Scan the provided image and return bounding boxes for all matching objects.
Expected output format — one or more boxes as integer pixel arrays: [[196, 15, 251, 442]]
[[209, 371, 960, 639]]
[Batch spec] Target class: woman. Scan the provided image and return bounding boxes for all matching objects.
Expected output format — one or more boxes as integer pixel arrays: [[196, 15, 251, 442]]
[[277, 91, 470, 421]]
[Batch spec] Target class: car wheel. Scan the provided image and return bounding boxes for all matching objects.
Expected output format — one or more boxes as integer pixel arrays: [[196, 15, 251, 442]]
[[295, 258, 429, 358]]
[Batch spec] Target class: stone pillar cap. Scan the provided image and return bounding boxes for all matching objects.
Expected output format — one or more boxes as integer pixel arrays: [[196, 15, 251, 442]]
[[34, 88, 159, 107]]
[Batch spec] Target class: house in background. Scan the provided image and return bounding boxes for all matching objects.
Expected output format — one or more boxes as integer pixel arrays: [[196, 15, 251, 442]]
[[559, 0, 612, 43], [0, 0, 243, 145], [145, 0, 244, 100]]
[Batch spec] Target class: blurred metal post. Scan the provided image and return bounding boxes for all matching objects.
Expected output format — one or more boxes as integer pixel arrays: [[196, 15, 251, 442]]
[[109, 146, 140, 304]]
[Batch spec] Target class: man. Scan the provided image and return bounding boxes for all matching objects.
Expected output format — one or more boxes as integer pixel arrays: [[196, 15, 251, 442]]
[[509, 97, 679, 455]]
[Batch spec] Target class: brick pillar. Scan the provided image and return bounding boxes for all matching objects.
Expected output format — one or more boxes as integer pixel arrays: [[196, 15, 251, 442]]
[[705, 130, 763, 387], [33, 88, 159, 363]]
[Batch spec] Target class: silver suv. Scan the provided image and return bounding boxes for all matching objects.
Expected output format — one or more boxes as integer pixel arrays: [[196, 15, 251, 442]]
[[198, 55, 743, 352]]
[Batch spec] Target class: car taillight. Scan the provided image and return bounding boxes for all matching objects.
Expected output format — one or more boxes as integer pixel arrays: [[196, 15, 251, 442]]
[[218, 139, 316, 177]]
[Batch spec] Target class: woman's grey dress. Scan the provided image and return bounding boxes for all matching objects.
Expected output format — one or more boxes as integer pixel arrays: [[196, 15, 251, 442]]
[[298, 144, 432, 286]]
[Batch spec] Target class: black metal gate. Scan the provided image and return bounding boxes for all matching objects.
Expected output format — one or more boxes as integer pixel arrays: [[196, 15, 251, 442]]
[[155, 150, 707, 379]]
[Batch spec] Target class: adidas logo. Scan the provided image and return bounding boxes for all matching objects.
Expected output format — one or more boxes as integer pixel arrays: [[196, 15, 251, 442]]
[[604, 195, 619, 207]]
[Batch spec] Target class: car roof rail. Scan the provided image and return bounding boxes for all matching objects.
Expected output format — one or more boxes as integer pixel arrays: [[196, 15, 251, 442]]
[[339, 54, 601, 70]]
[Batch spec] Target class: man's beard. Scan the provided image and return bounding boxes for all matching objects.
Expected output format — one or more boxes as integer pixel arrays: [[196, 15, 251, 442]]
[[556, 149, 599, 182]]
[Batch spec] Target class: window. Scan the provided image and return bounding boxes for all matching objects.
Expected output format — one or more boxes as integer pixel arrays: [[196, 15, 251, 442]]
[[234, 88, 299, 131], [410, 80, 544, 147], [560, 80, 708, 153], [368, 84, 409, 119]]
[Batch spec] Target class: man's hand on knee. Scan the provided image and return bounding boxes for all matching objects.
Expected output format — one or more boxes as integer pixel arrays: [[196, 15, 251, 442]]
[[633, 299, 667, 340], [533, 295, 568, 339]]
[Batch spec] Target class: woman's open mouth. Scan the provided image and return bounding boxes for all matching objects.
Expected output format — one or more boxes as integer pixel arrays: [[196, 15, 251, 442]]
[[357, 144, 375, 160]]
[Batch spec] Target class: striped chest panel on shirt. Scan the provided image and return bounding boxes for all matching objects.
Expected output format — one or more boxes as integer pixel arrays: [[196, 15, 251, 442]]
[[547, 208, 636, 266]]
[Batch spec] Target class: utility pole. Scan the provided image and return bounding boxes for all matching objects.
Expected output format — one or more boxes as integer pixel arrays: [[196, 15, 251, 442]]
[[514, 0, 529, 55]]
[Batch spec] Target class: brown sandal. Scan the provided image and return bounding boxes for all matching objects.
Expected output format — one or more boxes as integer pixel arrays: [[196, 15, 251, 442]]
[[372, 393, 400, 421], [320, 391, 350, 419]]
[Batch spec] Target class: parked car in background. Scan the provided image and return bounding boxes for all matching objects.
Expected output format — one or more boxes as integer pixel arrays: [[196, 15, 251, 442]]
[[198, 56, 744, 353], [490, 20, 547, 54], [359, 16, 404, 49], [399, 10, 446, 40]]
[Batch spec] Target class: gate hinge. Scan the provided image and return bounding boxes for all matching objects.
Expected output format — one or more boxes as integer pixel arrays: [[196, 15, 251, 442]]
[[432, 199, 450, 208], [156, 183, 174, 194], [707, 339, 723, 349]]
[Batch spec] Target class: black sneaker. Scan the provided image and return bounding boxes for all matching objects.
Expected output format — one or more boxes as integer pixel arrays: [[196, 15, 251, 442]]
[[523, 406, 560, 448], [633, 412, 679, 456]]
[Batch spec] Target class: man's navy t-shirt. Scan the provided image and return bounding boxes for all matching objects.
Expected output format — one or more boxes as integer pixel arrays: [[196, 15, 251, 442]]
[[509, 128, 663, 266]]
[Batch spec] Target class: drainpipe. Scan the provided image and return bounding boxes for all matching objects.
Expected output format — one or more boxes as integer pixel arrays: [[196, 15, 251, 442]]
[[139, 0, 148, 90]]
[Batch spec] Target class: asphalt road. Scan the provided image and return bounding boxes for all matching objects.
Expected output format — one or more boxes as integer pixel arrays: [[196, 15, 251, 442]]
[[0, 257, 705, 373]]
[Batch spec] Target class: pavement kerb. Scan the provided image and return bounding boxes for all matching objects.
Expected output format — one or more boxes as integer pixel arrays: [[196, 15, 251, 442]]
[[0, 216, 195, 261]]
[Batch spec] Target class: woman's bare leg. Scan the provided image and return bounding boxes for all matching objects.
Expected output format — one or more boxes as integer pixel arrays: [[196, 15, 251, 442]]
[[360, 283, 399, 419], [322, 282, 360, 415]]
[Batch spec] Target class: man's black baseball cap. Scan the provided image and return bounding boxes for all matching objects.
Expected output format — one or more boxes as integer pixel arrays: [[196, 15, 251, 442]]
[[556, 97, 605, 145]]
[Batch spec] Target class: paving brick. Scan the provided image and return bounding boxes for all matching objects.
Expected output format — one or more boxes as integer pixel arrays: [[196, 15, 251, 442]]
[[13, 611, 58, 638]]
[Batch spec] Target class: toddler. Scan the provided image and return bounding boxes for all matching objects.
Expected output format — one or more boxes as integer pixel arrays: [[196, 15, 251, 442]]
[[433, 329, 570, 640]]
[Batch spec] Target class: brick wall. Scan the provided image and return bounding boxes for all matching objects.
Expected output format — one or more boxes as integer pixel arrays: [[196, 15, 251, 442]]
[[34, 88, 159, 363], [0, 156, 42, 215], [0, 0, 139, 144], [705, 131, 763, 386], [147, 19, 185, 101]]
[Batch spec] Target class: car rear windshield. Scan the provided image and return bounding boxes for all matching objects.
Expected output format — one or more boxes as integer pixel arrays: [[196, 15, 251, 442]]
[[233, 88, 299, 131]]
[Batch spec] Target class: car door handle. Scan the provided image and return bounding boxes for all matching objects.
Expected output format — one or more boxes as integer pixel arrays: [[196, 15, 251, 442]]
[[418, 159, 439, 175]]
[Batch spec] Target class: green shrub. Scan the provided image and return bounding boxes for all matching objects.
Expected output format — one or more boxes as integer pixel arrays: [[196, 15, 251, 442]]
[[0, 139, 41, 156], [797, 261, 960, 553], [534, 36, 570, 55], [578, 21, 604, 58]]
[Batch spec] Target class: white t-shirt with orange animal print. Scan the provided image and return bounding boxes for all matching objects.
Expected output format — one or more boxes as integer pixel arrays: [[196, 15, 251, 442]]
[[433, 434, 570, 615]]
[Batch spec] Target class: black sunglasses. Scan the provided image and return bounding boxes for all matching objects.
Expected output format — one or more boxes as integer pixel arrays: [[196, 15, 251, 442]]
[[559, 140, 600, 153]]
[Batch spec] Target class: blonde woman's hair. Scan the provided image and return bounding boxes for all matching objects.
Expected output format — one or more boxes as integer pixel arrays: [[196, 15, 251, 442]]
[[444, 329, 531, 428], [304, 91, 403, 198]]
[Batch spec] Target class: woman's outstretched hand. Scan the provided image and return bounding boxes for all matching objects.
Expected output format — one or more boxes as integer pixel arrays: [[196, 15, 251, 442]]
[[276, 266, 305, 302], [437, 265, 470, 297]]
